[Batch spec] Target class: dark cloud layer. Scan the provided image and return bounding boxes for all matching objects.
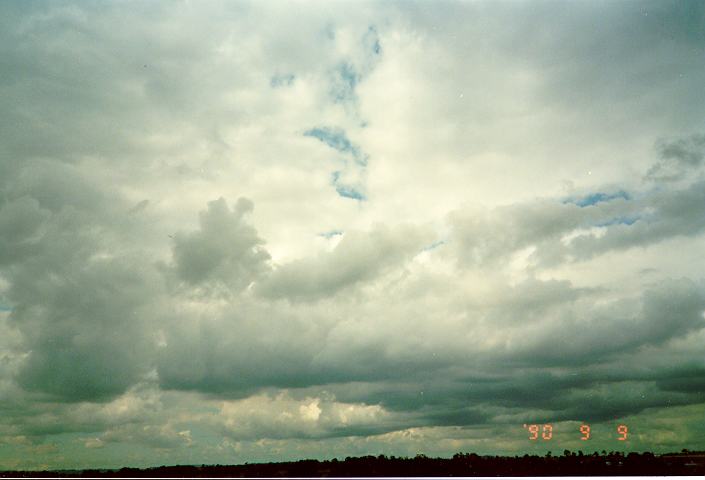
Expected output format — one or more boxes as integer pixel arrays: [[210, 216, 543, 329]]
[[0, 0, 704, 470]]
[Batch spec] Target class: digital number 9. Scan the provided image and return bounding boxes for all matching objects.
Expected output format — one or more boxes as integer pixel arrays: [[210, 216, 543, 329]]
[[527, 424, 539, 440], [617, 424, 628, 441], [580, 424, 590, 440]]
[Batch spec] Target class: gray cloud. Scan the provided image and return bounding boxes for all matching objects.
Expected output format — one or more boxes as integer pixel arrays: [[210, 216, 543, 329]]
[[501, 278, 705, 367], [170, 197, 270, 295], [0, 196, 50, 266], [646, 133, 705, 181], [9, 252, 161, 402], [156, 301, 327, 395], [0, 158, 163, 402], [450, 174, 705, 268]]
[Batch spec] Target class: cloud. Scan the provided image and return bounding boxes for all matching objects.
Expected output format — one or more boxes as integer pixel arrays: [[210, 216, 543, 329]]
[[500, 278, 705, 367], [170, 197, 271, 295], [0, 158, 164, 403], [257, 224, 433, 301], [0, 196, 50, 266], [646, 133, 705, 181], [215, 392, 390, 440], [271, 73, 296, 88], [1, 0, 705, 469], [12, 255, 162, 401], [155, 296, 330, 395], [83, 438, 104, 449], [565, 180, 705, 261], [449, 176, 705, 268], [101, 423, 192, 450]]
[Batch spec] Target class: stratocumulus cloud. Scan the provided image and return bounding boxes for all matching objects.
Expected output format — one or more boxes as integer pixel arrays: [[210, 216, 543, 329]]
[[0, 0, 704, 471]]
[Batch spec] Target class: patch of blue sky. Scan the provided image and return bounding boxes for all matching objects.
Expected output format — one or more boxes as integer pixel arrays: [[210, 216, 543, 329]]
[[330, 62, 360, 104], [338, 62, 359, 90], [0, 304, 13, 312], [305, 127, 354, 153], [319, 230, 343, 239], [335, 184, 366, 201], [596, 216, 640, 228], [270, 73, 295, 88], [567, 190, 631, 207], [422, 240, 446, 252], [330, 172, 366, 200], [304, 127, 368, 166], [364, 25, 381, 56]]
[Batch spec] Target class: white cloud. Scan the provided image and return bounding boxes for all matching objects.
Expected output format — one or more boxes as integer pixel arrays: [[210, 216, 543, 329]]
[[216, 392, 388, 440]]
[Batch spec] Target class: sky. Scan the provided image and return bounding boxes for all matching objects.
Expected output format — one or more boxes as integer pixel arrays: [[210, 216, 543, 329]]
[[0, 0, 704, 471]]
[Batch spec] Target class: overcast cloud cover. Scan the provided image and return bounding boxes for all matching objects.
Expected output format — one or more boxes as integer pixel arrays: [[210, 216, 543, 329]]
[[1, 0, 704, 470]]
